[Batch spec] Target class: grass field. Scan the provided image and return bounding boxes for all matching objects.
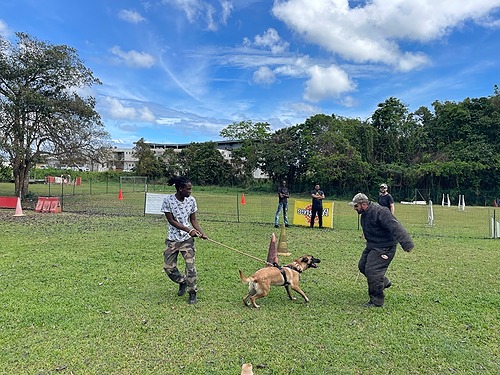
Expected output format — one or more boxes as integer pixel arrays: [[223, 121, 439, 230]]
[[0, 186, 499, 374]]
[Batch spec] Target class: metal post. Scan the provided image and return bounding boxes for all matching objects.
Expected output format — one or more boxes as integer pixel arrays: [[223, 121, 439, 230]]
[[236, 194, 240, 223]]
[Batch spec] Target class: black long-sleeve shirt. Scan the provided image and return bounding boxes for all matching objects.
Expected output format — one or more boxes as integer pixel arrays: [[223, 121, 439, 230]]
[[360, 202, 414, 251]]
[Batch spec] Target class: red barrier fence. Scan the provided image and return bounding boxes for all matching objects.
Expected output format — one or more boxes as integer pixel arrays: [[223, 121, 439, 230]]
[[35, 197, 62, 213], [0, 196, 18, 209]]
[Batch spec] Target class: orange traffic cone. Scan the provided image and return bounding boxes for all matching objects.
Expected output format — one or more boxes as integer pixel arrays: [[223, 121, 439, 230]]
[[13, 197, 25, 217], [241, 363, 253, 375], [266, 233, 278, 266], [278, 224, 291, 256], [241, 193, 246, 205], [118, 189, 123, 200]]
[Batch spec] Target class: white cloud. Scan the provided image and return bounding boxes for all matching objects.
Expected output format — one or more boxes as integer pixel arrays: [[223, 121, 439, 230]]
[[105, 97, 137, 119], [118, 9, 146, 24], [288, 102, 320, 114], [164, 0, 201, 23], [157, 117, 182, 125], [272, 0, 500, 70], [221, 1, 233, 24], [304, 65, 357, 102], [138, 107, 156, 122], [252, 66, 276, 85], [0, 19, 11, 37], [110, 46, 156, 68], [103, 97, 156, 123], [253, 28, 290, 54], [163, 0, 233, 30]]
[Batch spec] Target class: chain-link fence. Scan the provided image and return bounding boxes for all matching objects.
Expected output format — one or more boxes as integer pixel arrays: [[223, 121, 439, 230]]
[[2, 180, 498, 239]]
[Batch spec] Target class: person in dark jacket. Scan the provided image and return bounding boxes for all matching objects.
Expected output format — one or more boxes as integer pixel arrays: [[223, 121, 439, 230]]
[[349, 193, 414, 307]]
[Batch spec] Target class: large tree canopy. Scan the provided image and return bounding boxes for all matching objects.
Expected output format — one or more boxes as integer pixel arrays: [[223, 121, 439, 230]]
[[258, 89, 499, 202], [0, 32, 110, 197]]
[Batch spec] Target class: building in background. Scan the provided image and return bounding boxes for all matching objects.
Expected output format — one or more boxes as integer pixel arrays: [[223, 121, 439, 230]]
[[106, 141, 267, 178], [30, 140, 267, 178]]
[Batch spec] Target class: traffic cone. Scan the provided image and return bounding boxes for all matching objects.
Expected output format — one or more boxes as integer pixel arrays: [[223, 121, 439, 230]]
[[118, 189, 123, 200], [241, 193, 246, 205], [266, 233, 278, 266], [13, 197, 25, 217], [241, 363, 253, 375], [278, 224, 291, 256]]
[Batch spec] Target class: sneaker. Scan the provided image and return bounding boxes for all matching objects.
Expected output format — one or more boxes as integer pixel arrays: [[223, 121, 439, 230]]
[[188, 292, 198, 304], [274, 224, 279, 228], [362, 301, 382, 308], [177, 281, 187, 296], [285, 224, 289, 227]]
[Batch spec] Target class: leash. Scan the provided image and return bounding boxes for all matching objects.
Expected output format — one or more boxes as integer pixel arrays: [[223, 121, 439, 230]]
[[205, 237, 273, 266]]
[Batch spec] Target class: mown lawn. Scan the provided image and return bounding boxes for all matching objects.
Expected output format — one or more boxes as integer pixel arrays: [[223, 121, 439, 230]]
[[0, 191, 499, 374]]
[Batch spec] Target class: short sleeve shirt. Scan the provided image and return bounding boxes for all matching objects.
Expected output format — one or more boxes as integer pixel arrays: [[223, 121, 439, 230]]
[[278, 186, 289, 203], [161, 194, 197, 242], [311, 190, 324, 207], [378, 194, 394, 210]]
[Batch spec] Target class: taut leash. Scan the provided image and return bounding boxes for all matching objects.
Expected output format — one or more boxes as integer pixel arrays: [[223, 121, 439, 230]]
[[205, 237, 273, 266]]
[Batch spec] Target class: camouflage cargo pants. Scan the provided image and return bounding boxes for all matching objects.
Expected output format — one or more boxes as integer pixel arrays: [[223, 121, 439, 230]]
[[163, 238, 197, 293]]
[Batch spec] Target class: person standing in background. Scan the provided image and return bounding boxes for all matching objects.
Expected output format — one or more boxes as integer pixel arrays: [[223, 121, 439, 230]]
[[310, 184, 325, 228], [274, 180, 290, 228], [378, 183, 395, 214]]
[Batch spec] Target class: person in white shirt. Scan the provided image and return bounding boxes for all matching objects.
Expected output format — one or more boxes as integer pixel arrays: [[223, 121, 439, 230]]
[[161, 176, 207, 304]]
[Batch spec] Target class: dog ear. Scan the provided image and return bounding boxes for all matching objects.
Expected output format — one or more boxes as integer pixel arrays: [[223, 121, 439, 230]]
[[301, 257, 309, 263]]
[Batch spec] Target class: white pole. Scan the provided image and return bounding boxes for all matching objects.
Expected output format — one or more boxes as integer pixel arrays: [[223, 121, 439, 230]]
[[447, 194, 450, 207], [462, 195, 466, 211], [428, 200, 434, 225], [441, 194, 444, 207]]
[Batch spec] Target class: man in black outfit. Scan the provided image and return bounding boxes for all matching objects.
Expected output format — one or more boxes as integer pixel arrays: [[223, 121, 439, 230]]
[[310, 184, 325, 228], [349, 193, 414, 307], [378, 183, 395, 214]]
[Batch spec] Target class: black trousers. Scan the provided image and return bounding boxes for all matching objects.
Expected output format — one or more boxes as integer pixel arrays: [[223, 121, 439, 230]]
[[310, 205, 323, 227], [358, 245, 396, 306]]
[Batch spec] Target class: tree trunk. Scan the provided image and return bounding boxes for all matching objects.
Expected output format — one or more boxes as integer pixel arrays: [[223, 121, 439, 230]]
[[14, 163, 31, 198]]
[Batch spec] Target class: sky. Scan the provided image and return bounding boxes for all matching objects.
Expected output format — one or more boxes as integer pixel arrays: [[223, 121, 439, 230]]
[[1, 0, 500, 148]]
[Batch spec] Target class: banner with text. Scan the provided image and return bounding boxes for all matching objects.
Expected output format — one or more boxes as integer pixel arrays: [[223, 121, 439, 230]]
[[292, 200, 334, 228]]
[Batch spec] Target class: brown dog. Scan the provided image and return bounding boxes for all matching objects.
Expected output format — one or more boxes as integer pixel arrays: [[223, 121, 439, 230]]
[[239, 255, 320, 308]]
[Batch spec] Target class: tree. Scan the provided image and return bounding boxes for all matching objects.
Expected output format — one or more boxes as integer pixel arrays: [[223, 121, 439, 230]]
[[0, 32, 109, 197], [219, 120, 271, 184], [261, 126, 304, 185], [371, 97, 411, 164], [219, 120, 271, 141], [132, 138, 166, 179], [178, 142, 234, 185]]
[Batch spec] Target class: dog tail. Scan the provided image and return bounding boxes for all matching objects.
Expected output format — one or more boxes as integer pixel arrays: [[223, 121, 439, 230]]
[[239, 270, 250, 283]]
